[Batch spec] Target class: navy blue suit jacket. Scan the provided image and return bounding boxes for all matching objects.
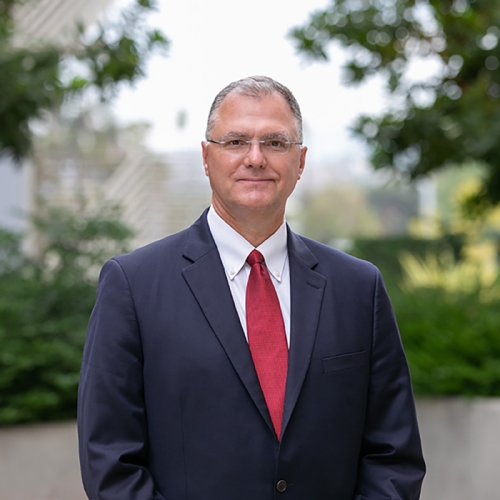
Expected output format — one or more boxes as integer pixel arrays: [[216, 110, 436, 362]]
[[78, 210, 425, 499]]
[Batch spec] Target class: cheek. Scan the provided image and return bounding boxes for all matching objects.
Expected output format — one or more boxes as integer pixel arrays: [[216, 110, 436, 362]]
[[206, 163, 234, 186], [214, 161, 239, 179], [283, 165, 301, 184]]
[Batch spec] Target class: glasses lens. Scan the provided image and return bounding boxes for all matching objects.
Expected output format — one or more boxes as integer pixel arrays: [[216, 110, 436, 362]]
[[262, 138, 289, 155], [221, 138, 248, 153], [214, 137, 295, 155]]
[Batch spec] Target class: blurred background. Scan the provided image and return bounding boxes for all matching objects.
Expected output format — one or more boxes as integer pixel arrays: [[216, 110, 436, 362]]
[[0, 0, 499, 498]]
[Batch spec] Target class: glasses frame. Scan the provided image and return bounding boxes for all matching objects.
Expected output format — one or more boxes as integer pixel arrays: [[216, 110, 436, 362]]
[[206, 137, 302, 156]]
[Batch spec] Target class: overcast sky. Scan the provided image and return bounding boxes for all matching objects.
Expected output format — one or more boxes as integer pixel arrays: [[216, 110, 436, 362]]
[[112, 0, 387, 169]]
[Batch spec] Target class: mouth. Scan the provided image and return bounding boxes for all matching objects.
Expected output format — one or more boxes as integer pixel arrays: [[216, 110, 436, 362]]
[[238, 178, 274, 183]]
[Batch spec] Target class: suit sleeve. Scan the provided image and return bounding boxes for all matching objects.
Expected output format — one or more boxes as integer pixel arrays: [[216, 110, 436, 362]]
[[354, 270, 425, 500], [78, 259, 166, 500]]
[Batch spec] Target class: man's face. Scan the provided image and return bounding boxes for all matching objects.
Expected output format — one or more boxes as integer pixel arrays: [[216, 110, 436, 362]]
[[202, 92, 307, 223]]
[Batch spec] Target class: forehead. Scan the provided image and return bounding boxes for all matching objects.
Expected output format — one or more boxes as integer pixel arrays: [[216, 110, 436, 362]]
[[212, 92, 297, 136]]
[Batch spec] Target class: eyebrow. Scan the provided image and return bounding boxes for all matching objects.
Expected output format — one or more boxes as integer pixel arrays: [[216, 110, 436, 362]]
[[219, 131, 291, 141], [219, 132, 251, 141], [261, 132, 291, 140]]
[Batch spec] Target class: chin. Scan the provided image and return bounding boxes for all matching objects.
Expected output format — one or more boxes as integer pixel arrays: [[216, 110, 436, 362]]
[[237, 197, 275, 210]]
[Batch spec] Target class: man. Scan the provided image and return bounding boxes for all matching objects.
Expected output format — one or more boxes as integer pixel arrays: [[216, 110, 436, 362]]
[[78, 75, 425, 499]]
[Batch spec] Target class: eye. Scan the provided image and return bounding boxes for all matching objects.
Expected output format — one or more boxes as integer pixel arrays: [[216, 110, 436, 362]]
[[264, 138, 287, 151], [221, 138, 248, 150]]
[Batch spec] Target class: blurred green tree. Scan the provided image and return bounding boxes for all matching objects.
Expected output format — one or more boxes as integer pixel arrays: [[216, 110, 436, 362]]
[[0, 202, 133, 425], [0, 0, 168, 161], [291, 0, 500, 209]]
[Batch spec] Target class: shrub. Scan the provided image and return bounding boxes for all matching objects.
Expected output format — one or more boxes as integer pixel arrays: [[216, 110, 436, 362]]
[[350, 235, 465, 286], [0, 204, 132, 425], [393, 289, 500, 396]]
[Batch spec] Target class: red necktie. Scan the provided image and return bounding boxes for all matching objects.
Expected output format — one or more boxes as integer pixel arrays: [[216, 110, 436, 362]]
[[246, 249, 288, 440]]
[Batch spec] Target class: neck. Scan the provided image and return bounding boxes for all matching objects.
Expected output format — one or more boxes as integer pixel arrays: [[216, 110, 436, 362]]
[[212, 203, 284, 247]]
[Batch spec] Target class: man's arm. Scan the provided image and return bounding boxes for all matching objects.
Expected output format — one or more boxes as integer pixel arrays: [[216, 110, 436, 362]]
[[354, 270, 425, 500], [78, 259, 166, 500]]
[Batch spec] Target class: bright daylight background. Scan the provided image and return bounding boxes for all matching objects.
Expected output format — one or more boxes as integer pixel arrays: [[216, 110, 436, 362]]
[[111, 0, 387, 182]]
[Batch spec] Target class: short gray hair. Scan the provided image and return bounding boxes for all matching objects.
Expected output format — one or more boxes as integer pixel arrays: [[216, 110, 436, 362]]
[[205, 75, 303, 142]]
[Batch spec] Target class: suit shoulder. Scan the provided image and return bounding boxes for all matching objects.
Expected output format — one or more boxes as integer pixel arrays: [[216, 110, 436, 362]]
[[297, 235, 380, 278], [110, 227, 190, 272]]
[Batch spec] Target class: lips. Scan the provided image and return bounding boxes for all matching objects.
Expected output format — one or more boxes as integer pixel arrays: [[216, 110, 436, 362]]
[[238, 178, 275, 182]]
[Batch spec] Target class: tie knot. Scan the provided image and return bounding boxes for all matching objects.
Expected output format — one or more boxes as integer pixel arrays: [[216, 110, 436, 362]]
[[247, 249, 264, 266]]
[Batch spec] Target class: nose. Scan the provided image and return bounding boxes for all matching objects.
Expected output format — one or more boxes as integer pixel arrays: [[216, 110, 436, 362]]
[[243, 140, 266, 168]]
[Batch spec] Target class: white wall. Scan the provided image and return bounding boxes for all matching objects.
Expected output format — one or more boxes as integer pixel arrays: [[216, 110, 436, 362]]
[[0, 421, 85, 500], [418, 398, 500, 500]]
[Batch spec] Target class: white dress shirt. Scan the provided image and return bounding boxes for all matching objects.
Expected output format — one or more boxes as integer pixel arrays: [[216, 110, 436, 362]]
[[207, 206, 291, 347]]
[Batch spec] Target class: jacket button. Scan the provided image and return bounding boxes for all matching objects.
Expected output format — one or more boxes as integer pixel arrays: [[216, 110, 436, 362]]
[[276, 479, 287, 493]]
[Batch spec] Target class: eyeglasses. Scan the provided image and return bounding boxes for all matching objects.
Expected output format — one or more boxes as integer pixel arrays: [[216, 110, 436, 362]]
[[206, 137, 302, 156]]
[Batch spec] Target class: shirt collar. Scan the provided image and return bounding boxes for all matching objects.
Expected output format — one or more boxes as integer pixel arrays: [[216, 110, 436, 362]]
[[207, 206, 288, 282]]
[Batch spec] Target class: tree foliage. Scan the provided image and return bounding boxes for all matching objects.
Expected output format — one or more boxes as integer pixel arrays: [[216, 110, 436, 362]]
[[0, 203, 133, 425], [291, 0, 500, 208], [0, 0, 168, 161]]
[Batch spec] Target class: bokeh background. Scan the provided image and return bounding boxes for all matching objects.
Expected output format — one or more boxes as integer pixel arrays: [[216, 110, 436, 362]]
[[1, 1, 499, 498]]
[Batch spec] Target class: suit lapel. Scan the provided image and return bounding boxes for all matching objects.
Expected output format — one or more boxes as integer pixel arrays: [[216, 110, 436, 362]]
[[181, 213, 326, 439], [282, 230, 326, 437], [181, 212, 273, 432]]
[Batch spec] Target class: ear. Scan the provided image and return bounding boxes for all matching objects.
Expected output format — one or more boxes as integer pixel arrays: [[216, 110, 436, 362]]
[[201, 141, 209, 177], [298, 146, 307, 179]]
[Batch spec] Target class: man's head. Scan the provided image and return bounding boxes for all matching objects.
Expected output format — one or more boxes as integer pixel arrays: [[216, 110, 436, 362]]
[[202, 76, 307, 238], [205, 76, 303, 144]]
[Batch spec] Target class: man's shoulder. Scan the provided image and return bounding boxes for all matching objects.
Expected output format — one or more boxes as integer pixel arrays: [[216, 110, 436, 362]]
[[105, 221, 208, 285], [110, 210, 212, 271], [116, 227, 189, 266], [292, 233, 379, 278]]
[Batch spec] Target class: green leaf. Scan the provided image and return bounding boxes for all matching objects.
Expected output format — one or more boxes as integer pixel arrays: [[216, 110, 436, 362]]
[[291, 0, 500, 207]]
